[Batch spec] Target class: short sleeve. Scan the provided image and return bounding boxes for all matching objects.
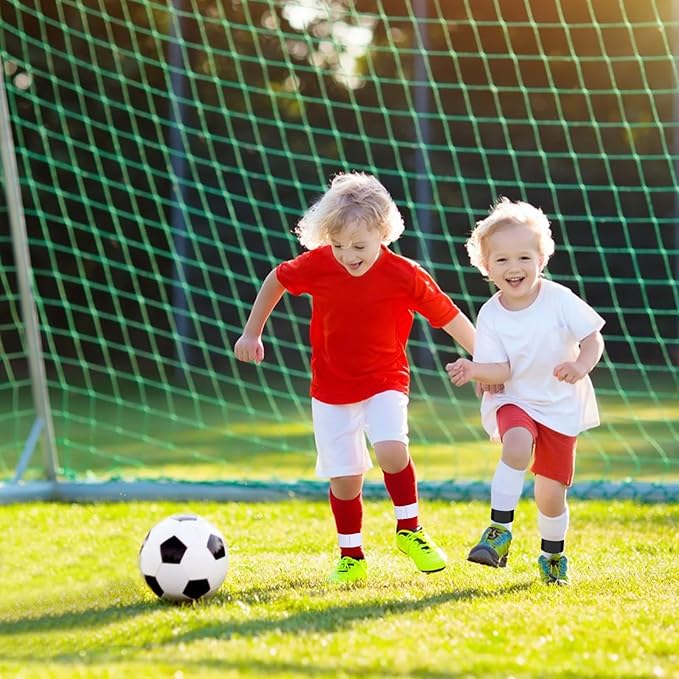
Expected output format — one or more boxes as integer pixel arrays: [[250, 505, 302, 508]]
[[560, 288, 605, 341], [473, 306, 507, 363], [276, 249, 317, 296], [411, 265, 460, 327]]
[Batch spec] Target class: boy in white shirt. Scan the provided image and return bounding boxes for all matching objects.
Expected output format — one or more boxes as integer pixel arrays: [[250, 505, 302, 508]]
[[447, 198, 605, 585]]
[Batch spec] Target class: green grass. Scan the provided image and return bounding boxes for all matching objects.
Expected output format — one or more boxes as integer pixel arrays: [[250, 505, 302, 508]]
[[2, 371, 678, 490], [4, 388, 677, 489], [1, 499, 677, 678]]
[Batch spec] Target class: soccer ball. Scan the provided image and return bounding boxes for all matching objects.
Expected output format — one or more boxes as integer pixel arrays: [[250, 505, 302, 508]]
[[138, 513, 228, 602]]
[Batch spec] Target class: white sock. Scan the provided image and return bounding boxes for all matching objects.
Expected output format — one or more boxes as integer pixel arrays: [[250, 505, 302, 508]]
[[489, 460, 526, 530], [538, 506, 569, 557]]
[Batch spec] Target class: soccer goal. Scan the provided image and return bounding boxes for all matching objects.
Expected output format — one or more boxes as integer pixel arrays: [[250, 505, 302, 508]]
[[0, 0, 677, 504]]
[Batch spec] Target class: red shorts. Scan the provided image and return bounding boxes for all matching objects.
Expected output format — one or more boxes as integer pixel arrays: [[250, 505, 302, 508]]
[[496, 404, 577, 486]]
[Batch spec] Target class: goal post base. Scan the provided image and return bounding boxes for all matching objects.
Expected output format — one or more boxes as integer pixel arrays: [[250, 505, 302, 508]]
[[1, 479, 677, 505]]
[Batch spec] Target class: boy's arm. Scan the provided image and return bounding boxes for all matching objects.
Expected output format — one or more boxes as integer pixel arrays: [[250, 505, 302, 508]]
[[234, 269, 286, 364], [446, 358, 511, 387], [442, 313, 505, 394], [553, 330, 605, 384], [441, 313, 475, 355]]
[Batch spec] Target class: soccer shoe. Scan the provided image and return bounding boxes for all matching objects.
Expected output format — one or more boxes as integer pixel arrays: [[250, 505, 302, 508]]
[[328, 556, 368, 585], [538, 554, 570, 586], [396, 528, 447, 573], [467, 525, 512, 568]]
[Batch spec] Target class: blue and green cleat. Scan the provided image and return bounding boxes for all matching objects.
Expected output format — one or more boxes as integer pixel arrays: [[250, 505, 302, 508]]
[[538, 554, 569, 586], [467, 525, 513, 568], [328, 556, 368, 585], [396, 527, 447, 573]]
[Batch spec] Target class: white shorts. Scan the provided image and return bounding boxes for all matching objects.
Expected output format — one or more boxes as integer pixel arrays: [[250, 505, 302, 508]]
[[311, 390, 409, 479]]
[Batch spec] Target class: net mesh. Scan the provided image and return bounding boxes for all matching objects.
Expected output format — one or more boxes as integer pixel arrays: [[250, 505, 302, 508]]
[[0, 0, 677, 499]]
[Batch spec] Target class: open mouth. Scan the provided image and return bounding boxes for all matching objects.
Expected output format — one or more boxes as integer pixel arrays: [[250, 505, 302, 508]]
[[506, 276, 524, 287]]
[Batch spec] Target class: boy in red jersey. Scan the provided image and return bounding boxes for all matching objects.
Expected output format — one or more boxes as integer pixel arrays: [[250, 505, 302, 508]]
[[235, 172, 475, 584]]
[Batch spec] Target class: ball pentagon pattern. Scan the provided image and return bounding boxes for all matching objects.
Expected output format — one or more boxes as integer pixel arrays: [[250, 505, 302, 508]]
[[138, 513, 228, 602]]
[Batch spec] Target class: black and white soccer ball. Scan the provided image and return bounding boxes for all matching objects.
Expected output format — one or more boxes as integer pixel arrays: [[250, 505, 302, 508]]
[[139, 513, 228, 602]]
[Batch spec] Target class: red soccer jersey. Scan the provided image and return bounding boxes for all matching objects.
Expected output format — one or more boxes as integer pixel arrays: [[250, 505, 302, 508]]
[[276, 244, 460, 404]]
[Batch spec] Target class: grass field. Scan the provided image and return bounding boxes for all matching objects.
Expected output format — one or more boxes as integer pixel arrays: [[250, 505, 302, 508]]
[[1, 498, 677, 678], [3, 381, 677, 489], [1, 376, 677, 677]]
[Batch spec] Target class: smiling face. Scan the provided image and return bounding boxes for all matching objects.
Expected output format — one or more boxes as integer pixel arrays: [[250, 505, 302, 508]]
[[329, 221, 384, 276], [484, 222, 546, 309]]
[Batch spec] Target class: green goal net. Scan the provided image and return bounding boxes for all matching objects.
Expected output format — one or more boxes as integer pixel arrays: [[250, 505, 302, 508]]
[[0, 0, 677, 502]]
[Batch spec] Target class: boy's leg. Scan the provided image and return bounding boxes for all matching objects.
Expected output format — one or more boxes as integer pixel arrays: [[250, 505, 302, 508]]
[[532, 425, 575, 585], [377, 444, 447, 573], [468, 412, 533, 568], [329, 479, 365, 560], [490, 459, 528, 531], [367, 391, 418, 531], [328, 476, 368, 584], [381, 450, 418, 531], [366, 391, 446, 573], [535, 474, 570, 585], [311, 398, 372, 584]]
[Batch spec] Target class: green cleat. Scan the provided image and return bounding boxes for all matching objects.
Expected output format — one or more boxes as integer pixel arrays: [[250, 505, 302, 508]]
[[538, 554, 569, 586], [328, 556, 368, 585], [396, 528, 447, 573], [467, 525, 512, 568]]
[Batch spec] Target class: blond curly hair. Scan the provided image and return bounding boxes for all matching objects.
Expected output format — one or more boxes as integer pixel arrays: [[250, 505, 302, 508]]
[[466, 197, 555, 276], [294, 172, 405, 250]]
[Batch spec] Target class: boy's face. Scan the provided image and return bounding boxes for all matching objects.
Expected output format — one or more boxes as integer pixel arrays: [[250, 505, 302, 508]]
[[484, 222, 545, 309], [330, 222, 383, 277]]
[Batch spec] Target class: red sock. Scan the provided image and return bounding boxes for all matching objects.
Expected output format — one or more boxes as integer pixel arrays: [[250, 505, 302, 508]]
[[329, 489, 364, 559], [383, 458, 419, 531]]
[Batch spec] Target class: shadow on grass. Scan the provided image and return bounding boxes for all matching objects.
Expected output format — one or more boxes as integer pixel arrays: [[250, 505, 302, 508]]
[[0, 600, 156, 636], [0, 580, 531, 641], [2, 655, 481, 679], [176, 580, 534, 643]]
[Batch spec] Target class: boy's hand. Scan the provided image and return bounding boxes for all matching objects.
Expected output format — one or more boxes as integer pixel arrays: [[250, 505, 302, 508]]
[[446, 358, 475, 387], [553, 360, 587, 384], [476, 382, 504, 395], [234, 334, 264, 364]]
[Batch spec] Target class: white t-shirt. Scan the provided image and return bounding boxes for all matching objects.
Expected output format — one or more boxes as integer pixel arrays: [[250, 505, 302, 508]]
[[474, 278, 605, 438]]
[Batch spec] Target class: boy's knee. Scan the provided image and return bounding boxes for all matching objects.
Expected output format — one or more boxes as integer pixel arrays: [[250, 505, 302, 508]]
[[501, 426, 533, 469], [330, 474, 363, 500], [534, 475, 567, 515], [374, 440, 409, 474]]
